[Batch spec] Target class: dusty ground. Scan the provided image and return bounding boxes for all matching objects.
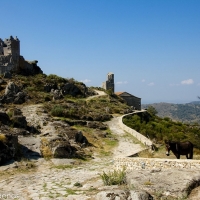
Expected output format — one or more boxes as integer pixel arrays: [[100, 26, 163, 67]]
[[0, 115, 145, 200], [0, 100, 200, 199]]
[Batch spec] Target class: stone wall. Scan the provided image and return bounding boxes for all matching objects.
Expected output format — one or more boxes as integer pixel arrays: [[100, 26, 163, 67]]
[[0, 65, 13, 74], [119, 111, 152, 147], [116, 111, 200, 171], [114, 157, 200, 170]]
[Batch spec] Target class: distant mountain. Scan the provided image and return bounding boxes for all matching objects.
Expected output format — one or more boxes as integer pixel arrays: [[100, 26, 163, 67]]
[[142, 102, 200, 124], [189, 101, 200, 105]]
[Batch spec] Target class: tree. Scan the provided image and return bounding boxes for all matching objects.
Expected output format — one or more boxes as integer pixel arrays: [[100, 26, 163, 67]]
[[147, 106, 158, 116]]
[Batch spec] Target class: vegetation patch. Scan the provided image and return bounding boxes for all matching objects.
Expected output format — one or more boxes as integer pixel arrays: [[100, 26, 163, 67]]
[[100, 168, 126, 186], [0, 134, 7, 143], [123, 108, 200, 152]]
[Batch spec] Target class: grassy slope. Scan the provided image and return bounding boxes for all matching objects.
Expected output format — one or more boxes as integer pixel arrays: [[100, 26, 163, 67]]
[[142, 102, 200, 124]]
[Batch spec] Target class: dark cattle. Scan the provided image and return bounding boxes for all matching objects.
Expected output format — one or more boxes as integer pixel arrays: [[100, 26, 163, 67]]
[[165, 140, 193, 159]]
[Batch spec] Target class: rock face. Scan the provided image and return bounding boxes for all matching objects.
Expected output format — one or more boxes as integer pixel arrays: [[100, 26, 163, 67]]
[[61, 82, 83, 96], [75, 131, 88, 145], [9, 108, 27, 128], [48, 82, 88, 99], [40, 121, 88, 158], [0, 134, 18, 165], [0, 82, 27, 104], [87, 121, 107, 130], [126, 168, 200, 198], [20, 105, 90, 159], [95, 190, 153, 200], [0, 111, 10, 125]]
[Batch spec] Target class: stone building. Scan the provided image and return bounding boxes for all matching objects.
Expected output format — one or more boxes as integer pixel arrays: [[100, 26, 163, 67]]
[[0, 36, 42, 75], [102, 72, 114, 93], [115, 91, 141, 110]]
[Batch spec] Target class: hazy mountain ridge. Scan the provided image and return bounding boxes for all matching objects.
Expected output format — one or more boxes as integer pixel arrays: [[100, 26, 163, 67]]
[[142, 101, 200, 124]]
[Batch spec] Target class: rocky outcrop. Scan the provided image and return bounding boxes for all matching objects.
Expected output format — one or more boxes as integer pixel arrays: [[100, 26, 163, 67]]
[[87, 121, 107, 130], [40, 120, 89, 158], [75, 131, 88, 145], [0, 111, 10, 125], [95, 190, 153, 200], [21, 105, 90, 159], [0, 82, 27, 104], [14, 57, 43, 76], [8, 108, 27, 128], [61, 82, 83, 96], [51, 89, 63, 100], [125, 168, 200, 199], [0, 134, 18, 165], [44, 80, 94, 99]]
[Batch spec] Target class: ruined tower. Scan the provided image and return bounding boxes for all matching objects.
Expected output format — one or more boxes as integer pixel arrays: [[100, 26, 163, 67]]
[[0, 35, 42, 75], [102, 72, 115, 93], [3, 36, 20, 58]]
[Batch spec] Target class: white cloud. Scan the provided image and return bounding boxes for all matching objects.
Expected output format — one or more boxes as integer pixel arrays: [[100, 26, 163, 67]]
[[148, 82, 155, 86], [116, 81, 128, 85], [141, 79, 145, 82], [80, 79, 91, 83], [181, 79, 194, 85]]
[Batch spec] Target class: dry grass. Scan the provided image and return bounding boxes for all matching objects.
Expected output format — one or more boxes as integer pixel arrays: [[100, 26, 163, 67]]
[[72, 125, 118, 158], [40, 138, 53, 158], [0, 134, 7, 143]]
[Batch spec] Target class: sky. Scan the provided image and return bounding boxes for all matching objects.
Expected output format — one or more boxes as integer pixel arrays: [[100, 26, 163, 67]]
[[1, 0, 200, 104]]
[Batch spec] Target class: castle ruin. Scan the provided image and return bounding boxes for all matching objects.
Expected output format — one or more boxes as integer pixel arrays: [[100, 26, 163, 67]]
[[0, 36, 42, 75], [102, 72, 115, 93]]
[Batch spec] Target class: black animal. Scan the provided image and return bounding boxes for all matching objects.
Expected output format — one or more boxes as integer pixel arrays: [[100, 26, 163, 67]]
[[165, 140, 193, 159]]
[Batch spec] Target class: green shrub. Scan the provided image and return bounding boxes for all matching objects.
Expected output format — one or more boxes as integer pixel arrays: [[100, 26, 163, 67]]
[[100, 168, 126, 186], [51, 105, 64, 117]]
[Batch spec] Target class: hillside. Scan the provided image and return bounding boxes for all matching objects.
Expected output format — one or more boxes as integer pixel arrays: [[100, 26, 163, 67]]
[[142, 102, 200, 124], [0, 73, 200, 199]]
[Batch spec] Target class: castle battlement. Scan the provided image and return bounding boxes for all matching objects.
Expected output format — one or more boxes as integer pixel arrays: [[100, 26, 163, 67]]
[[0, 35, 42, 75]]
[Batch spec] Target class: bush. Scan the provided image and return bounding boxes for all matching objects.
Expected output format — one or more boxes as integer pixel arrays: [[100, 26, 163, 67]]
[[100, 168, 126, 185], [51, 105, 64, 117]]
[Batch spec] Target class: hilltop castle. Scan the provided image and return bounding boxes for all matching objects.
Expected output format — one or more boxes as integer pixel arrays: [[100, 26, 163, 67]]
[[0, 36, 42, 75]]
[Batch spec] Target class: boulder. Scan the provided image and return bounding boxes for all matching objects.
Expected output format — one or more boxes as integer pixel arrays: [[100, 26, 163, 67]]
[[14, 91, 26, 104], [0, 134, 18, 165], [87, 121, 107, 130], [75, 131, 88, 145], [61, 83, 82, 96], [40, 136, 76, 158], [0, 82, 27, 104], [11, 115, 27, 128], [51, 89, 63, 100], [5, 82, 20, 97], [40, 121, 89, 158], [3, 71, 12, 79], [95, 190, 153, 200], [0, 111, 10, 125], [9, 108, 27, 128], [44, 83, 57, 92]]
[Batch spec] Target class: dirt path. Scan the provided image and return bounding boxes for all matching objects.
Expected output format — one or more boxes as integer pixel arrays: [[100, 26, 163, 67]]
[[0, 105, 144, 200], [86, 90, 107, 100], [105, 116, 144, 158]]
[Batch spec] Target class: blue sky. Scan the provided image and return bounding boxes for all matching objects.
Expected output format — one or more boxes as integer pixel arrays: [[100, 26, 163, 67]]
[[1, 0, 200, 104]]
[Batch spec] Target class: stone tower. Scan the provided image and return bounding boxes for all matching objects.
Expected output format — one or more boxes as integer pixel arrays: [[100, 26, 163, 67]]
[[3, 36, 20, 58], [102, 72, 115, 93], [0, 35, 42, 75]]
